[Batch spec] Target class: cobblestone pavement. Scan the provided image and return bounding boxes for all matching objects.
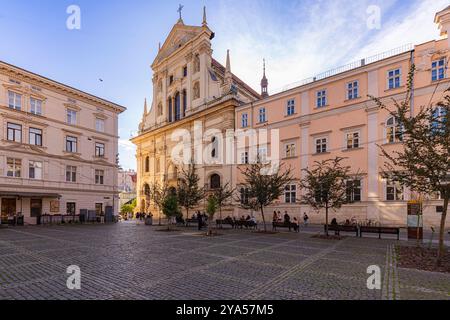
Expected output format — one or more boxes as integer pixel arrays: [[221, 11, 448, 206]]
[[0, 222, 448, 300]]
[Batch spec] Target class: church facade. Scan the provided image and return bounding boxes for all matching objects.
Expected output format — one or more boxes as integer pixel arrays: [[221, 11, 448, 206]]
[[133, 6, 450, 228]]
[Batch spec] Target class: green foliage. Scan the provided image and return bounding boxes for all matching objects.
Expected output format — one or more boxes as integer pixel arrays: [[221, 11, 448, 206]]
[[212, 183, 234, 222], [162, 194, 180, 230], [206, 196, 218, 218], [120, 204, 134, 214], [177, 163, 204, 218]]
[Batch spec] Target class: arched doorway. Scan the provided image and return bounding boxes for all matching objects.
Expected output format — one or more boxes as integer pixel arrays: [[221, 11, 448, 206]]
[[210, 174, 221, 190]]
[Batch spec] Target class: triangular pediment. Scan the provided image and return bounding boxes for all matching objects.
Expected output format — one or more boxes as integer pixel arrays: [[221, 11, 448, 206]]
[[153, 22, 204, 65]]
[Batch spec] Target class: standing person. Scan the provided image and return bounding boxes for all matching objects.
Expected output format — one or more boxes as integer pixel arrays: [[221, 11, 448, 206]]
[[293, 217, 300, 233], [303, 213, 309, 227], [197, 213, 203, 231], [272, 211, 277, 222]]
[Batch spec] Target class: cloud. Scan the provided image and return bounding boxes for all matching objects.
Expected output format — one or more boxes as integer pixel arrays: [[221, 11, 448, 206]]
[[211, 0, 448, 94]]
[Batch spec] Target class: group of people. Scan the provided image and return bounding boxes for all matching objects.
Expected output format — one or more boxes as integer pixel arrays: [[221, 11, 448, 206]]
[[192, 211, 208, 230], [272, 211, 310, 229]]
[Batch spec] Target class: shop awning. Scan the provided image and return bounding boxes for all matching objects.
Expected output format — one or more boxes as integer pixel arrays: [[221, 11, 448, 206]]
[[0, 191, 61, 198]]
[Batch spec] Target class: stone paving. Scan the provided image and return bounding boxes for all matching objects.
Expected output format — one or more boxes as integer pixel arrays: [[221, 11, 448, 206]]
[[0, 222, 448, 300]]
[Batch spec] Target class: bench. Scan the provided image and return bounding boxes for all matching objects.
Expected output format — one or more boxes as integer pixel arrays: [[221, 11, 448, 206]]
[[324, 225, 359, 237], [360, 226, 400, 240], [273, 222, 299, 232], [216, 219, 234, 228], [185, 219, 200, 227], [234, 220, 258, 230]]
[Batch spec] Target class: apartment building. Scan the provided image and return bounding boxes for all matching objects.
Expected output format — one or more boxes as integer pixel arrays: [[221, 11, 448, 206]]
[[234, 6, 450, 228], [0, 61, 126, 225]]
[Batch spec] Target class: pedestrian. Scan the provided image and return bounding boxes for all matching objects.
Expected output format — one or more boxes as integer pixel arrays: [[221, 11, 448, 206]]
[[303, 212, 309, 227], [198, 213, 203, 231]]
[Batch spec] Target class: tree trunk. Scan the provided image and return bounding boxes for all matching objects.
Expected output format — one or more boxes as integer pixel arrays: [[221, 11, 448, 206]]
[[186, 208, 189, 224], [437, 196, 448, 266], [219, 206, 223, 229], [325, 204, 329, 237], [260, 206, 267, 232]]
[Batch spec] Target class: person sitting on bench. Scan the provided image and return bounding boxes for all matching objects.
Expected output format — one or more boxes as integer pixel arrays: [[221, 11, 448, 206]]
[[292, 217, 299, 232], [284, 212, 291, 224], [331, 218, 339, 235]]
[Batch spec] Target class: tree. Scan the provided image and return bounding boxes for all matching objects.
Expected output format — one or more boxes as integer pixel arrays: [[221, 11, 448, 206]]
[[177, 163, 204, 220], [150, 181, 169, 225], [212, 183, 234, 228], [120, 198, 136, 216], [371, 65, 450, 265], [206, 195, 218, 236], [300, 157, 354, 236], [161, 194, 181, 231], [239, 160, 294, 232]]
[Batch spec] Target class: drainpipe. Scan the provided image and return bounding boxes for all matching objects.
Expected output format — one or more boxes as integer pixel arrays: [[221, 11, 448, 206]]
[[410, 50, 415, 116]]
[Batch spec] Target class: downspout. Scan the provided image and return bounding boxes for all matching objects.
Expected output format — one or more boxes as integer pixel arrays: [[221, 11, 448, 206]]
[[410, 49, 415, 116]]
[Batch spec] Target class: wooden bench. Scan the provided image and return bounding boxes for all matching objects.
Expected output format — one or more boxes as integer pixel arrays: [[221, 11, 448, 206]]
[[360, 226, 400, 240], [234, 220, 258, 230], [324, 225, 359, 236], [273, 222, 298, 232], [185, 219, 200, 227], [216, 219, 234, 228]]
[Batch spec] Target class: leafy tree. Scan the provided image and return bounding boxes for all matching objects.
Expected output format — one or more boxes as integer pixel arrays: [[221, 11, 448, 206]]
[[120, 204, 134, 215], [300, 157, 355, 236], [150, 181, 169, 225], [212, 183, 235, 227], [177, 163, 204, 220], [371, 65, 450, 265], [206, 195, 218, 236], [239, 160, 294, 232], [161, 194, 181, 231]]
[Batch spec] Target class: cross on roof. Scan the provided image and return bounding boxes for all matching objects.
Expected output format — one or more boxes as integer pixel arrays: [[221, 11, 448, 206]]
[[177, 4, 184, 20]]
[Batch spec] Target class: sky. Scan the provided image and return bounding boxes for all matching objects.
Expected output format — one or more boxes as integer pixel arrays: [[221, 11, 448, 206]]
[[0, 0, 448, 170]]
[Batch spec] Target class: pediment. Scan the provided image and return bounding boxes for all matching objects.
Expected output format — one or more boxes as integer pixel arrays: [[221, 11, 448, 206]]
[[153, 23, 203, 65], [6, 143, 49, 155]]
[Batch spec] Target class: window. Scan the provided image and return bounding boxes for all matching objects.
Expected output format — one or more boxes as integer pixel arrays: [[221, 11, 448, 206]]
[[241, 151, 249, 164], [285, 185, 297, 203], [317, 90, 327, 108], [29, 161, 42, 180], [7, 123, 22, 143], [346, 132, 360, 149], [145, 156, 150, 172], [95, 170, 104, 185], [259, 108, 266, 123], [7, 158, 21, 178], [95, 118, 105, 132], [95, 142, 105, 157], [8, 91, 22, 110], [183, 66, 188, 77], [347, 81, 359, 100], [210, 174, 221, 189], [211, 137, 218, 159], [240, 188, 249, 205], [315, 137, 328, 154], [285, 143, 296, 158], [432, 58, 446, 81], [431, 106, 447, 135], [67, 109, 77, 125], [258, 147, 267, 163], [169, 75, 174, 85], [30, 97, 42, 115], [66, 136, 78, 153], [287, 99, 295, 116], [386, 117, 403, 143], [67, 202, 76, 215], [386, 179, 403, 201], [346, 179, 361, 203], [29, 128, 42, 146], [388, 69, 401, 89], [66, 166, 77, 182], [241, 113, 248, 128]]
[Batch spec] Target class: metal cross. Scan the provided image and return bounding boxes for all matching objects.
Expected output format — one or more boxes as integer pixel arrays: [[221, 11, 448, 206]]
[[177, 4, 184, 20]]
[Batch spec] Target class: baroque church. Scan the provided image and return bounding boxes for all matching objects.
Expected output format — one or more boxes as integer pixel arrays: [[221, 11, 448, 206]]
[[132, 7, 265, 216]]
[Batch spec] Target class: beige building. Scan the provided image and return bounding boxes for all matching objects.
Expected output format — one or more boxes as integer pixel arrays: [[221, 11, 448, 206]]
[[118, 169, 137, 209], [0, 61, 126, 225], [131, 9, 260, 219]]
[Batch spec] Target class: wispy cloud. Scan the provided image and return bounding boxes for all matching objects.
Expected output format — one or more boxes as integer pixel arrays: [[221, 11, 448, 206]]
[[211, 0, 448, 94]]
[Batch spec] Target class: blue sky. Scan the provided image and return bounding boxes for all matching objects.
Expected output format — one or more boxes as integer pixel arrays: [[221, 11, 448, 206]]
[[0, 0, 448, 170]]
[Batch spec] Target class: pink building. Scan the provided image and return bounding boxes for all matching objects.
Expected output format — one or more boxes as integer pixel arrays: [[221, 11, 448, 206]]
[[234, 6, 450, 228]]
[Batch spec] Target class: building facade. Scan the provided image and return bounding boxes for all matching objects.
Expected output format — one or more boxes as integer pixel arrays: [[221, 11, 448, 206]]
[[133, 6, 450, 228], [0, 61, 126, 225], [234, 6, 450, 228], [118, 169, 137, 209], [131, 9, 260, 220]]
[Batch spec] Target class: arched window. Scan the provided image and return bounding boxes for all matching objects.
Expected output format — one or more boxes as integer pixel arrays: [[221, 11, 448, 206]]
[[168, 97, 173, 122], [211, 136, 218, 158], [144, 183, 151, 198], [145, 156, 150, 172], [210, 174, 221, 190], [175, 92, 181, 121], [169, 187, 177, 196], [386, 116, 403, 143]]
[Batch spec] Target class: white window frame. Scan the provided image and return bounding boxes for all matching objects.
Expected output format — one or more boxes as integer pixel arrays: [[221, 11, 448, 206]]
[[345, 131, 360, 150], [7, 122, 22, 143], [95, 169, 105, 185], [315, 137, 328, 154], [347, 81, 359, 100], [346, 179, 362, 203], [95, 118, 105, 132], [386, 179, 404, 201], [259, 108, 266, 123], [387, 68, 401, 89], [258, 146, 268, 163], [29, 127, 43, 146], [66, 166, 77, 183], [6, 158, 21, 178], [8, 91, 22, 110], [29, 161, 43, 180], [30, 97, 42, 115], [431, 58, 446, 82], [66, 109, 77, 125], [66, 136, 78, 153], [284, 184, 297, 204], [241, 113, 248, 128], [285, 143, 296, 158], [240, 151, 249, 164], [386, 116, 403, 143], [316, 90, 327, 108], [95, 142, 105, 158], [286, 99, 295, 116]]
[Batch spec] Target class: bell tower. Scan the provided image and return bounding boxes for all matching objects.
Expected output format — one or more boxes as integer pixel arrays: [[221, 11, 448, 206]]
[[261, 59, 269, 98]]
